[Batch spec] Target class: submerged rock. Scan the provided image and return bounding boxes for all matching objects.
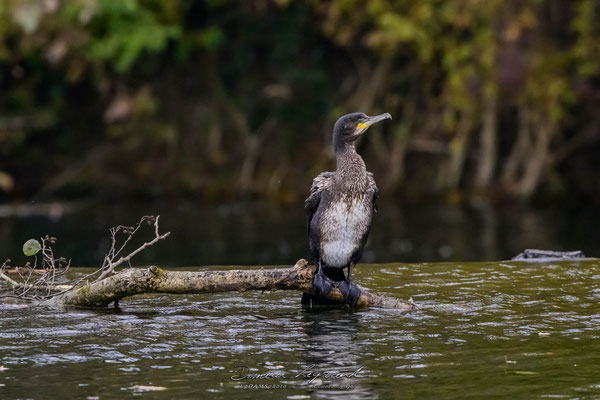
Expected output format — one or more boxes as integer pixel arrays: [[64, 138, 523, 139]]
[[512, 249, 586, 261]]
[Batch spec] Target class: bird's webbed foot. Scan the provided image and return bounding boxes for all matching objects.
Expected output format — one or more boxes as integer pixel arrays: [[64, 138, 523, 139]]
[[338, 279, 361, 307], [313, 263, 334, 296]]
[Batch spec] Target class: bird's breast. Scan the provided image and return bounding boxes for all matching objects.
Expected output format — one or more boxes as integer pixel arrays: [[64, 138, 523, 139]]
[[319, 194, 372, 267]]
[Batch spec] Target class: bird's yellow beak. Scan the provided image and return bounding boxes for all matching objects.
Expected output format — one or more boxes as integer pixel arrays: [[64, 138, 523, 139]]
[[356, 113, 392, 134]]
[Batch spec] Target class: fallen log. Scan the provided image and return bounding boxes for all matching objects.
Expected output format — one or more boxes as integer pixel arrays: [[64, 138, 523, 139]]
[[43, 259, 416, 310]]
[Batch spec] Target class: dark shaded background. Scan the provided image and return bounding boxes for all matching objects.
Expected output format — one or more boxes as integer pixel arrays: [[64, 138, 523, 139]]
[[2, 0, 600, 203], [1, 1, 599, 265]]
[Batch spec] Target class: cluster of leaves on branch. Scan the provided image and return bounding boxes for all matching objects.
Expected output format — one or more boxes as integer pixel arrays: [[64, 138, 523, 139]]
[[0, 235, 71, 300], [0, 214, 169, 301], [1, 0, 599, 203]]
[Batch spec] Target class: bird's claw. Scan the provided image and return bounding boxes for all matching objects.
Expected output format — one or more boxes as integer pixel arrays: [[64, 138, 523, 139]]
[[313, 269, 334, 296], [338, 280, 361, 307]]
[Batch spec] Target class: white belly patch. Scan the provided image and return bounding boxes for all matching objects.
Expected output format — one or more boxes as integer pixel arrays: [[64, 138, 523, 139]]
[[320, 196, 371, 267]]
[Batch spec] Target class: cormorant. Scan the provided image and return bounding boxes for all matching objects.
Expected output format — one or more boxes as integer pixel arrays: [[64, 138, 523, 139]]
[[305, 112, 392, 306]]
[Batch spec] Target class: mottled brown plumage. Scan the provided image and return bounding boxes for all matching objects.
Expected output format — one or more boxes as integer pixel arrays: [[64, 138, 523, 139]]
[[306, 148, 377, 269], [305, 112, 390, 305]]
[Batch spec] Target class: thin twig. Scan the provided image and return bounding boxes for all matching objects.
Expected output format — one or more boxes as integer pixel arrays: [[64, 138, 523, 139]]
[[0, 260, 19, 287], [96, 216, 170, 281]]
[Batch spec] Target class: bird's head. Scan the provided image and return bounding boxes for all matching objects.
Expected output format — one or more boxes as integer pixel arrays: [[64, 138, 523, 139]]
[[333, 112, 392, 150]]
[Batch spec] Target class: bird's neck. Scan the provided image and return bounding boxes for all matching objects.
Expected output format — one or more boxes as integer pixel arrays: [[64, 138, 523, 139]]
[[335, 144, 367, 181]]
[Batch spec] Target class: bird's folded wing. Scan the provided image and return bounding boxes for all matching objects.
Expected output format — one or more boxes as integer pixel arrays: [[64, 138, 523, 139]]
[[367, 172, 379, 212], [305, 171, 334, 233]]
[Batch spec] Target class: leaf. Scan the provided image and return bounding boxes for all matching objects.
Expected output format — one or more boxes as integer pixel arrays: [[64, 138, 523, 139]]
[[514, 371, 539, 375], [130, 385, 167, 392], [0, 171, 14, 192], [23, 239, 41, 256]]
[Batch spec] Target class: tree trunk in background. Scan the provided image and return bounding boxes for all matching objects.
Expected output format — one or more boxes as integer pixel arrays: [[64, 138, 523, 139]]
[[207, 106, 225, 165], [239, 135, 259, 193], [384, 92, 417, 190], [437, 112, 474, 191], [347, 58, 393, 112], [345, 57, 393, 166], [385, 126, 410, 190], [475, 90, 498, 189], [513, 113, 554, 197], [502, 102, 531, 186], [206, 56, 278, 194]]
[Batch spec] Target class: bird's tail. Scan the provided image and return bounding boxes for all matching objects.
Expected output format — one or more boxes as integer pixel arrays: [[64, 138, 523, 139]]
[[321, 266, 346, 281]]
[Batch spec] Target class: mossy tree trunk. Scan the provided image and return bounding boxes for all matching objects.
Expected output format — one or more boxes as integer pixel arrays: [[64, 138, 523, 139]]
[[44, 259, 416, 310]]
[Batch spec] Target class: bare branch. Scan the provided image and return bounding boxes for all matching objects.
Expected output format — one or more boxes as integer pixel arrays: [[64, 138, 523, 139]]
[[96, 215, 170, 281], [0, 260, 20, 287]]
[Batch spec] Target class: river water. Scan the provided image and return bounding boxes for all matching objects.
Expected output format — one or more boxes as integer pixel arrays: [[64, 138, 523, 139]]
[[1, 201, 599, 398], [1, 260, 600, 399], [0, 200, 598, 266]]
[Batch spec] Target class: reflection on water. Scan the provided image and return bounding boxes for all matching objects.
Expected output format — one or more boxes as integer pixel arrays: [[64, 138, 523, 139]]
[[0, 200, 597, 268], [299, 311, 375, 399], [2, 261, 600, 399]]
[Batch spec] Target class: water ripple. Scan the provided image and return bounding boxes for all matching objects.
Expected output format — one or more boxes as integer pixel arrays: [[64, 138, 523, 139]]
[[1, 261, 600, 399]]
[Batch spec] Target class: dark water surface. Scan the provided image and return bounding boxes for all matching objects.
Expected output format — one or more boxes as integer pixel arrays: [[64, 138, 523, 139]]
[[2, 260, 600, 399], [1, 201, 599, 398], [0, 200, 598, 267]]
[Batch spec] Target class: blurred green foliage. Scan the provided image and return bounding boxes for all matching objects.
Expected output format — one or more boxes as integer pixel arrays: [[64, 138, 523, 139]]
[[1, 0, 599, 203]]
